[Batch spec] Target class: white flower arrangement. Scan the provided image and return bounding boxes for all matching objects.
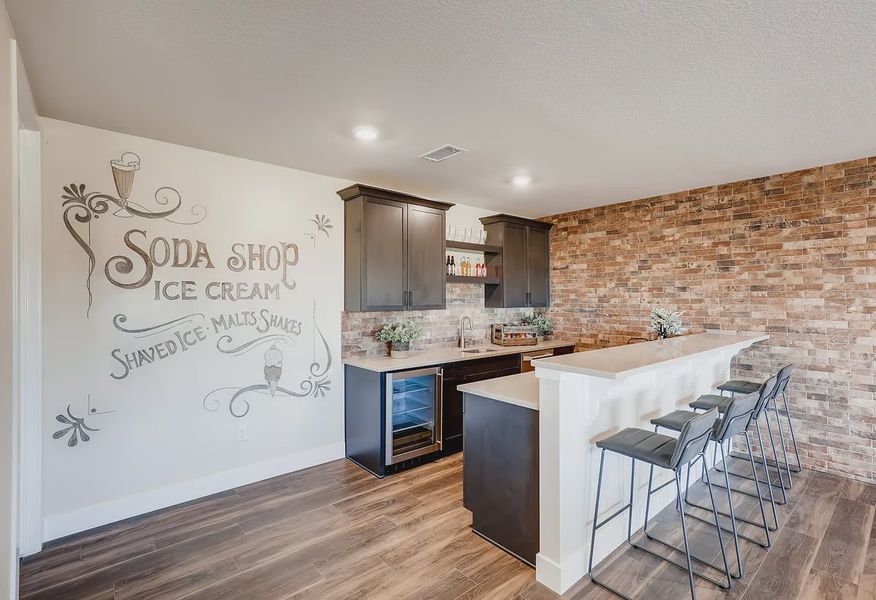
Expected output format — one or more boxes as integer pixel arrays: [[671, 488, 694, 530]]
[[375, 319, 423, 344], [649, 308, 684, 339]]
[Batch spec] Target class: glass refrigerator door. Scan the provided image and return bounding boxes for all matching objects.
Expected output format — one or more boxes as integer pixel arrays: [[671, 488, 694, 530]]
[[387, 368, 441, 462]]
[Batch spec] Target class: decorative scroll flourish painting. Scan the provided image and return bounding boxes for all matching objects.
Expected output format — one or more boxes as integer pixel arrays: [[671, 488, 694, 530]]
[[56, 151, 338, 448], [61, 153, 207, 317], [53, 395, 115, 447], [202, 301, 333, 417]]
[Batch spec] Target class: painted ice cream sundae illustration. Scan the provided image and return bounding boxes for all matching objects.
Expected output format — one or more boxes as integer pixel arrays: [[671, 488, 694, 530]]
[[109, 152, 141, 217], [264, 344, 284, 397]]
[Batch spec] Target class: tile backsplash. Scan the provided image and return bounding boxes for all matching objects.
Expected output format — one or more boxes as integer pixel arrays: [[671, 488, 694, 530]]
[[341, 284, 533, 358]]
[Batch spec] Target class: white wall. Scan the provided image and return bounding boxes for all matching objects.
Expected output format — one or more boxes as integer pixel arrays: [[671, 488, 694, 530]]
[[0, 0, 20, 596], [40, 118, 352, 540]]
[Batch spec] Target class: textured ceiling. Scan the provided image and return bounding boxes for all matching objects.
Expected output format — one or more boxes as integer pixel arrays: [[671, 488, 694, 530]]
[[8, 1, 876, 216]]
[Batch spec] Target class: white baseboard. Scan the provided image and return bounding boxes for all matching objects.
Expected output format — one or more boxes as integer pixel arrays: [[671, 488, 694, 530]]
[[41, 442, 346, 545]]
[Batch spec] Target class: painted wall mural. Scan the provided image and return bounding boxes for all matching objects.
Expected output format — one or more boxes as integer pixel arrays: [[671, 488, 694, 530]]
[[43, 118, 346, 535], [52, 395, 115, 447], [202, 301, 333, 418], [56, 149, 338, 441], [61, 153, 207, 317], [305, 213, 333, 247]]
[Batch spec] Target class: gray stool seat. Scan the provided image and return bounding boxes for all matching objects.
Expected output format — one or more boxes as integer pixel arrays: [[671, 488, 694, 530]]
[[651, 409, 699, 432], [596, 428, 676, 468], [690, 394, 732, 412], [717, 380, 761, 394]]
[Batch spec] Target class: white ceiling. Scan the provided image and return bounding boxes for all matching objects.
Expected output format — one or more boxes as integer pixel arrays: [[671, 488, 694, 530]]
[[8, 1, 876, 217]]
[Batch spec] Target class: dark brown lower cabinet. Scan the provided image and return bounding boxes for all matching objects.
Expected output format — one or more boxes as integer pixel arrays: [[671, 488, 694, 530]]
[[344, 345, 574, 477], [441, 346, 573, 454], [463, 392, 539, 566], [442, 353, 521, 453]]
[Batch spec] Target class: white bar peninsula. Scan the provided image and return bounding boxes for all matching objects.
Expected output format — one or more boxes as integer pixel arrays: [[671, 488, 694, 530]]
[[532, 331, 769, 594]]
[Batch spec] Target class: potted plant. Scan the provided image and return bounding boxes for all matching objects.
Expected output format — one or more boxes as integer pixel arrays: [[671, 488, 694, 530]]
[[376, 319, 423, 358], [649, 307, 684, 339], [522, 312, 555, 341]]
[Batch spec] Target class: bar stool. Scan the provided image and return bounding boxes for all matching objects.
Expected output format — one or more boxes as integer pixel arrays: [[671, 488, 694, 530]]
[[588, 408, 731, 600], [689, 376, 782, 530], [652, 388, 771, 564], [721, 365, 800, 485], [710, 372, 790, 506]]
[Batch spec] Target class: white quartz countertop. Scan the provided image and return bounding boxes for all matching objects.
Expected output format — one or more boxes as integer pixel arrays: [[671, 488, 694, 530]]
[[457, 372, 540, 411], [532, 331, 769, 379], [343, 339, 576, 373]]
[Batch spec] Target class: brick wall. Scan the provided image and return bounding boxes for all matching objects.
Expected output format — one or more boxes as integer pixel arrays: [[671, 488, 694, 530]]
[[544, 156, 876, 482], [341, 284, 533, 358]]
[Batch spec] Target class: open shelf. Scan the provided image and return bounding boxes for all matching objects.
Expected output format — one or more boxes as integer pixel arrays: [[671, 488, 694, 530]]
[[446, 275, 500, 285], [445, 240, 502, 254]]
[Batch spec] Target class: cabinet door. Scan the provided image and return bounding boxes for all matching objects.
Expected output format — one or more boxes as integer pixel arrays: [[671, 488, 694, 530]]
[[503, 223, 529, 307], [406, 204, 446, 309], [441, 374, 463, 453], [363, 198, 407, 311], [526, 226, 550, 307]]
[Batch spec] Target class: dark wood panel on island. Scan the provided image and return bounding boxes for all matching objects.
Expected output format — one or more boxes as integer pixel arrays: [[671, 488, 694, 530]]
[[462, 388, 539, 566]]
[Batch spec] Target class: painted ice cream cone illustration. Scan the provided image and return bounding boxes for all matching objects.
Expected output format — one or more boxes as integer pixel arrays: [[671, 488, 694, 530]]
[[110, 152, 141, 217], [264, 344, 284, 397]]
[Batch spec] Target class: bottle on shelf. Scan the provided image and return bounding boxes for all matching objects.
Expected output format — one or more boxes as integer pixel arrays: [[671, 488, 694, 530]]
[[446, 255, 451, 276], [450, 256, 456, 276]]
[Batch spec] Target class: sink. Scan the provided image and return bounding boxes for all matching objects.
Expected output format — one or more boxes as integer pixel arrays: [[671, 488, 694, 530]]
[[461, 348, 497, 354]]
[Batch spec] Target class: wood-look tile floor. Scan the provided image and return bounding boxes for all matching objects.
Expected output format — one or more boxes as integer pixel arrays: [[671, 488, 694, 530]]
[[19, 453, 876, 599]]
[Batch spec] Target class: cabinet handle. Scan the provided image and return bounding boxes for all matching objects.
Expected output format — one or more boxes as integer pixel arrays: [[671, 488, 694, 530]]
[[408, 291, 413, 307]]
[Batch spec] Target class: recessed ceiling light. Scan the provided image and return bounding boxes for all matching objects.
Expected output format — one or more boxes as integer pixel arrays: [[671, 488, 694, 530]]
[[511, 174, 532, 186], [352, 125, 379, 142]]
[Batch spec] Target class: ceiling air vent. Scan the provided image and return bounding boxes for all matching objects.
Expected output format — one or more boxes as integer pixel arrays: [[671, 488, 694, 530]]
[[419, 144, 467, 162]]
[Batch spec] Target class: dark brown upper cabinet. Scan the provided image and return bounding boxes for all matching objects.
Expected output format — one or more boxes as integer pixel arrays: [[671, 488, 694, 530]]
[[480, 214, 552, 308], [339, 184, 453, 311]]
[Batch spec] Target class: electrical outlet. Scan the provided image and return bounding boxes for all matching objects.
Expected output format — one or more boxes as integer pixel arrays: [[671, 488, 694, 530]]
[[237, 424, 247, 441]]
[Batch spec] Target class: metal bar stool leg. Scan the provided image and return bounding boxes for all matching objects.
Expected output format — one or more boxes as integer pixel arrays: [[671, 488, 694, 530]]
[[771, 399, 794, 487], [684, 431, 775, 544], [714, 423, 790, 493], [712, 418, 789, 506], [588, 449, 606, 580], [755, 424, 781, 527], [727, 391, 804, 476], [782, 391, 803, 472], [639, 455, 733, 588], [744, 430, 772, 547], [701, 461, 732, 586], [675, 471, 698, 600], [763, 408, 789, 502], [589, 451, 641, 600], [637, 460, 729, 594]]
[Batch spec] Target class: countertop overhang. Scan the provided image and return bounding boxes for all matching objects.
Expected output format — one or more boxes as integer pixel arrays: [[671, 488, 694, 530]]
[[532, 331, 769, 379], [457, 372, 540, 411], [343, 339, 576, 373]]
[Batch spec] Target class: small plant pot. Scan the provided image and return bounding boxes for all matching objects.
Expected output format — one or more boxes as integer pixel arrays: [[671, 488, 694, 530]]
[[390, 341, 413, 359]]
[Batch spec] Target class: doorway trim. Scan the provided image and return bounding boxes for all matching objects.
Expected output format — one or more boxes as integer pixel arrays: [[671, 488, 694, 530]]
[[16, 48, 42, 558]]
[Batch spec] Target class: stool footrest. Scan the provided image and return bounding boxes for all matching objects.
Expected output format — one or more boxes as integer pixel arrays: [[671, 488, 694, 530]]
[[595, 502, 631, 530], [714, 457, 792, 491], [727, 450, 802, 473], [710, 478, 788, 506], [683, 498, 775, 541], [631, 538, 732, 589]]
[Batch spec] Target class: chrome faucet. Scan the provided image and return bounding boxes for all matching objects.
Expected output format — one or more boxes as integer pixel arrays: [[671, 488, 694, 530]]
[[459, 315, 473, 349]]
